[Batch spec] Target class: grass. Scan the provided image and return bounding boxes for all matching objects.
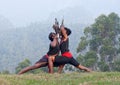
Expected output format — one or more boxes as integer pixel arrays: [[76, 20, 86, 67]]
[[0, 72, 120, 85]]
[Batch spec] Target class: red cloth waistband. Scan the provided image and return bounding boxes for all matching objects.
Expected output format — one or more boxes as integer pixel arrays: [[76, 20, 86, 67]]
[[62, 52, 72, 58]]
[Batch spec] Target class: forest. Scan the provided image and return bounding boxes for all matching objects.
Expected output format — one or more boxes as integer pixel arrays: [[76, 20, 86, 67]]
[[77, 12, 120, 72]]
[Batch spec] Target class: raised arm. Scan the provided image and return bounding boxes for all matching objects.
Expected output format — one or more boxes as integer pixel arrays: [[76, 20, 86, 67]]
[[50, 35, 58, 47], [60, 26, 68, 41]]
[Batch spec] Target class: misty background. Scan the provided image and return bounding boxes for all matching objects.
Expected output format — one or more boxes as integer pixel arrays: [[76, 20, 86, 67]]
[[0, 0, 120, 73]]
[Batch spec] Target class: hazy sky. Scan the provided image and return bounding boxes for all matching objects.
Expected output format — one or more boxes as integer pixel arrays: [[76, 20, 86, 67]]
[[0, 0, 120, 27]]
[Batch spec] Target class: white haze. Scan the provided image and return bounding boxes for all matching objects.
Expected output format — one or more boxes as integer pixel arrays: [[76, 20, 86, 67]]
[[0, 0, 119, 27]]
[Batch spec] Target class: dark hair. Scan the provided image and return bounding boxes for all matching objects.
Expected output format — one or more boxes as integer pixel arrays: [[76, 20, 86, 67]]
[[48, 32, 55, 41], [64, 27, 71, 36]]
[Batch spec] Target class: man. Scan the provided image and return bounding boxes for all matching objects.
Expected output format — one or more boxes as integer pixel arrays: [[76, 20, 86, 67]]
[[18, 32, 63, 74]]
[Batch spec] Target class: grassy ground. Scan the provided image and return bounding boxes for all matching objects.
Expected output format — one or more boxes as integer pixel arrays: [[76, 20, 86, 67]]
[[0, 72, 120, 85]]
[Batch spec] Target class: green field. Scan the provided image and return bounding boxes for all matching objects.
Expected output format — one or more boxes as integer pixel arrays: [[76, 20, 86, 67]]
[[0, 72, 120, 85]]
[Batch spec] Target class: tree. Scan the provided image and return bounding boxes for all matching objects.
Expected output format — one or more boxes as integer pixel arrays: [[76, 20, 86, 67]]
[[77, 51, 98, 70], [113, 58, 120, 71], [1, 70, 10, 74], [15, 59, 31, 74], [77, 12, 120, 71]]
